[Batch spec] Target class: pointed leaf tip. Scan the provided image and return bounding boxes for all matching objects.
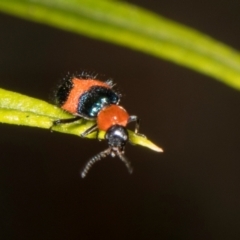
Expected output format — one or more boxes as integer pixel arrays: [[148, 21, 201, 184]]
[[128, 132, 164, 153]]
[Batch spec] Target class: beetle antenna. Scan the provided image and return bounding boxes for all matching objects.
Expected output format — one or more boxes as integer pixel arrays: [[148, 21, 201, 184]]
[[81, 148, 111, 178], [116, 149, 133, 174]]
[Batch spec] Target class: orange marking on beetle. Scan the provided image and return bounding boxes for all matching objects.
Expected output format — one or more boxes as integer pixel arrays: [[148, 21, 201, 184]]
[[97, 105, 129, 131], [62, 78, 110, 114]]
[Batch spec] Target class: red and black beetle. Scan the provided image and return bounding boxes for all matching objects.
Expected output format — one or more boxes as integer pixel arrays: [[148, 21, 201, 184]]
[[53, 73, 141, 177]]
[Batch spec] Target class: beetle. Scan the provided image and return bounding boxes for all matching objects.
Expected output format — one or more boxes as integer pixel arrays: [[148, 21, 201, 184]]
[[53, 72, 141, 177]]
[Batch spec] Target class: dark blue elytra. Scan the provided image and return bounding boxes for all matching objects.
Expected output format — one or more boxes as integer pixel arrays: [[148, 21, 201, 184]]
[[77, 86, 119, 119]]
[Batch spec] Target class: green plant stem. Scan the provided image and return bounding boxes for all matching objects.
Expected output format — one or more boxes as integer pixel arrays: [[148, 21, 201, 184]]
[[0, 88, 163, 152], [0, 0, 240, 89]]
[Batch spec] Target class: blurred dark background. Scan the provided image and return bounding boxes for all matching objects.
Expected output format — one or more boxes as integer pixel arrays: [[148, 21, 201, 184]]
[[1, 0, 240, 239]]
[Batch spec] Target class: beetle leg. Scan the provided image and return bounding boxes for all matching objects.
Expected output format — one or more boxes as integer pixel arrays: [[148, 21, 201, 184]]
[[50, 116, 82, 131], [128, 115, 140, 134], [80, 124, 98, 138]]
